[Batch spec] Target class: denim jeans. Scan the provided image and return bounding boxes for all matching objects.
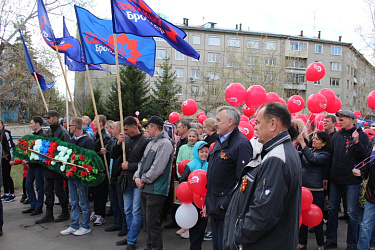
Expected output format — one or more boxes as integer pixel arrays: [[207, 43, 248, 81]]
[[68, 180, 91, 230], [358, 201, 375, 249], [124, 186, 142, 245], [109, 179, 126, 228], [26, 167, 44, 209], [326, 182, 360, 248]]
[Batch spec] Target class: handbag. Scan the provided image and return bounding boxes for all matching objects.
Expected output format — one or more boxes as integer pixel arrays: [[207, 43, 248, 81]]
[[117, 135, 144, 193]]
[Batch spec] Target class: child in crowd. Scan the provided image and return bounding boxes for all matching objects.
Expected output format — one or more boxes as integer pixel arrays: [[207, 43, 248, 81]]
[[180, 141, 209, 250]]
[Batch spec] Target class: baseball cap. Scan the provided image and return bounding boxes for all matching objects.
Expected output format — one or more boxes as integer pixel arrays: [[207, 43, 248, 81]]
[[198, 143, 209, 151], [143, 116, 164, 127], [336, 110, 355, 119], [44, 110, 59, 118]]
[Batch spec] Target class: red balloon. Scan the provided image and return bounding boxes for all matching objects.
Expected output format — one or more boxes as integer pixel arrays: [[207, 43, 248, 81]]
[[364, 122, 370, 127], [279, 98, 286, 105], [325, 97, 342, 113], [176, 182, 194, 204], [178, 159, 191, 176], [265, 92, 280, 103], [188, 170, 207, 196], [196, 112, 205, 119], [308, 112, 316, 122], [245, 85, 267, 108], [315, 114, 326, 131], [301, 204, 323, 228], [249, 118, 256, 127], [193, 194, 206, 209], [225, 83, 246, 107], [238, 121, 254, 140], [240, 115, 249, 123], [319, 89, 336, 109], [364, 129, 375, 141], [307, 93, 327, 113], [301, 187, 313, 211], [354, 110, 361, 119], [306, 62, 326, 81], [287, 95, 305, 113], [209, 142, 216, 152], [182, 99, 198, 116], [367, 91, 375, 110], [242, 105, 256, 117], [91, 120, 97, 133], [169, 112, 180, 124], [294, 114, 308, 124], [198, 115, 207, 125]]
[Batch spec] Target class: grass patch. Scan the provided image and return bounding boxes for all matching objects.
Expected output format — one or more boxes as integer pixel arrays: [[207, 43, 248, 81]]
[[11, 162, 24, 190]]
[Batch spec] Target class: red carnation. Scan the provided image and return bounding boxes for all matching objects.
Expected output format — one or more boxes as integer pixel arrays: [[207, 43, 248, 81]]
[[79, 155, 85, 160], [83, 164, 88, 168], [87, 166, 93, 172], [80, 171, 88, 177], [66, 171, 74, 177], [71, 166, 77, 172]]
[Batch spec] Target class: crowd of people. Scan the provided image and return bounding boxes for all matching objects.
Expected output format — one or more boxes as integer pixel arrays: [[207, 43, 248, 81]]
[[1, 103, 375, 249]]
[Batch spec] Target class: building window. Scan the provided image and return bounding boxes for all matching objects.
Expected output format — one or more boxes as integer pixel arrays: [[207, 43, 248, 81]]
[[315, 44, 323, 54], [247, 39, 259, 49], [228, 38, 240, 47], [191, 85, 199, 95], [314, 80, 321, 86], [331, 46, 342, 55], [264, 72, 275, 83], [226, 61, 239, 68], [154, 37, 165, 42], [331, 62, 341, 71], [208, 53, 220, 63], [286, 73, 305, 84], [286, 58, 307, 68], [191, 69, 199, 79], [175, 68, 183, 78], [265, 41, 276, 50], [290, 41, 307, 52], [330, 78, 340, 87], [208, 36, 220, 46], [206, 72, 220, 81], [176, 85, 183, 95], [192, 34, 201, 45], [246, 56, 259, 65], [154, 66, 164, 76], [175, 51, 185, 61], [265, 57, 277, 67], [156, 49, 167, 59]]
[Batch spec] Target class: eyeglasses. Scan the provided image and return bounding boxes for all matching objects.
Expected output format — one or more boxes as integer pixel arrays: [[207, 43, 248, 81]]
[[69, 124, 76, 127]]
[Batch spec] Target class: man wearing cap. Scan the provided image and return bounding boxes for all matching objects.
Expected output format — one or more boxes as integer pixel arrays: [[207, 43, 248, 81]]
[[37, 110, 70, 224], [134, 116, 174, 250], [324, 110, 370, 249]]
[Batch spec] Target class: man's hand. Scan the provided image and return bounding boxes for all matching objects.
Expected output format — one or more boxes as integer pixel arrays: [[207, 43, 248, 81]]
[[323, 180, 328, 190], [9, 161, 14, 165], [135, 178, 144, 189], [100, 148, 107, 155], [353, 130, 359, 144], [352, 168, 361, 177], [121, 161, 129, 170], [117, 133, 126, 144]]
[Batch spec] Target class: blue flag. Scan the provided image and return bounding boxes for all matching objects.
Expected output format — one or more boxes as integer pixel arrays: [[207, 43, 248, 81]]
[[19, 29, 55, 91], [111, 0, 200, 60], [63, 17, 110, 73], [38, 0, 81, 62], [75, 6, 156, 76]]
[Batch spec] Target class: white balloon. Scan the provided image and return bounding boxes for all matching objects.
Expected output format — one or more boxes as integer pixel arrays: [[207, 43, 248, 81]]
[[175, 203, 198, 229]]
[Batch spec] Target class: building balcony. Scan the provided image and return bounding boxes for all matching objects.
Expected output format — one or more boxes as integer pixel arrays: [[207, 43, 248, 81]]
[[284, 83, 306, 90]]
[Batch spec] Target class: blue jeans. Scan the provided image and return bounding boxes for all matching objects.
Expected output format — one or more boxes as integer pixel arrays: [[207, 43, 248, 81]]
[[358, 201, 375, 249], [326, 183, 360, 247], [26, 167, 44, 209], [124, 186, 142, 245], [109, 179, 126, 228], [68, 180, 90, 230]]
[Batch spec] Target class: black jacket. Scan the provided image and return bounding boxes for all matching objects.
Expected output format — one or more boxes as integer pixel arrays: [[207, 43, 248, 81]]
[[69, 132, 95, 151], [223, 131, 301, 249], [112, 133, 150, 188], [299, 147, 331, 189], [44, 123, 71, 178], [0, 128, 14, 161], [204, 132, 218, 146], [327, 126, 370, 185], [206, 127, 253, 219], [29, 129, 46, 169], [358, 150, 375, 204], [94, 128, 113, 168]]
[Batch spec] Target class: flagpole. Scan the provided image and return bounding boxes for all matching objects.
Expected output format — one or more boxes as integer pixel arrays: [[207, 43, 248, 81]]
[[65, 65, 69, 126], [33, 72, 49, 112], [85, 64, 110, 183], [54, 45, 77, 117], [113, 34, 126, 163]]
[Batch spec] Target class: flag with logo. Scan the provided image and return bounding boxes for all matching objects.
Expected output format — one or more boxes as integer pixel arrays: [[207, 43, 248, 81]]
[[38, 0, 81, 62], [75, 5, 156, 76], [111, 0, 199, 60], [19, 29, 55, 91], [63, 17, 110, 73]]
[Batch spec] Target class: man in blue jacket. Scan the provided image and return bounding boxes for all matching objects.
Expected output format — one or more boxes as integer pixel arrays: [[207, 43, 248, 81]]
[[205, 106, 253, 250], [324, 110, 370, 249]]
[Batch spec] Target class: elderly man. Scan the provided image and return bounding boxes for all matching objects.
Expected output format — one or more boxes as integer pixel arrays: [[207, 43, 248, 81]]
[[205, 106, 253, 250], [324, 110, 370, 249], [82, 116, 94, 137], [224, 102, 301, 249]]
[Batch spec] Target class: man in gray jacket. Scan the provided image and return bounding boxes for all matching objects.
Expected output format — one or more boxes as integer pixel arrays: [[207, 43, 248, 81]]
[[134, 116, 174, 250]]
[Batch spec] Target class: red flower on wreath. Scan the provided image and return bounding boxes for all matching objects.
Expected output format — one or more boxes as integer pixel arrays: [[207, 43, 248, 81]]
[[79, 155, 85, 160], [81, 171, 88, 177], [83, 164, 88, 168], [71, 166, 77, 172], [87, 166, 93, 172], [66, 171, 74, 177]]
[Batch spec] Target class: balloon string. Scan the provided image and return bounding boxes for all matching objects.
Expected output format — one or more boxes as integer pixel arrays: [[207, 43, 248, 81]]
[[300, 112, 313, 135], [354, 154, 375, 170], [295, 81, 307, 95]]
